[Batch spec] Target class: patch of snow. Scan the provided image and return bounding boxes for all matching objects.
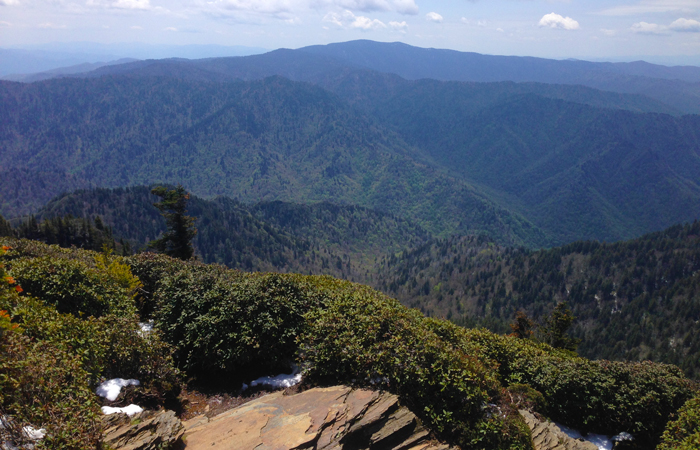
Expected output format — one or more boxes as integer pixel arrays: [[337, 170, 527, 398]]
[[138, 321, 153, 337], [587, 434, 613, 450], [612, 432, 634, 442], [101, 405, 144, 416], [556, 423, 612, 450], [96, 378, 140, 401], [21, 427, 46, 441], [0, 417, 46, 448], [242, 367, 301, 391]]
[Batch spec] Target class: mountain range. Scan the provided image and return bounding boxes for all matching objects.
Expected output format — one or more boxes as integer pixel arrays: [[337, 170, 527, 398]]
[[2, 40, 700, 246]]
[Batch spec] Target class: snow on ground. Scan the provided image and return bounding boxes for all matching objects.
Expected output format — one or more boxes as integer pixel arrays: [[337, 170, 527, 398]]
[[21, 426, 46, 441], [101, 405, 144, 416], [1, 416, 46, 446], [556, 423, 613, 450], [242, 367, 301, 391], [138, 321, 153, 337], [96, 378, 140, 401]]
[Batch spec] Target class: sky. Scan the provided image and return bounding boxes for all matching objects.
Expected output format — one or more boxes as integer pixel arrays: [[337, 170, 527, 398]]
[[2, 0, 700, 64]]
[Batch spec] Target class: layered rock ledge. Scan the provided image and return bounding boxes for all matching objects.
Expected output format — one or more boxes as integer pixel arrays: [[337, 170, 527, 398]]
[[182, 386, 454, 450]]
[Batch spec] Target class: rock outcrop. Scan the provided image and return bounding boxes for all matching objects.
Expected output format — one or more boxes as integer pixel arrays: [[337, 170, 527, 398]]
[[102, 409, 184, 450], [519, 410, 598, 450], [182, 386, 453, 450]]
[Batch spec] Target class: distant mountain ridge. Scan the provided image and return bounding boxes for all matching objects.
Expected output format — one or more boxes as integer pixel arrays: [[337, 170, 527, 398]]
[[66, 40, 700, 115]]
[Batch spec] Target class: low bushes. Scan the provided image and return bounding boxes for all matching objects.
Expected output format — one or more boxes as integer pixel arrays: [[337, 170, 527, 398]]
[[427, 320, 698, 448], [300, 287, 532, 449], [129, 253, 532, 449], [129, 253, 324, 379], [658, 396, 700, 450], [3, 239, 139, 318], [0, 240, 181, 448], [2, 239, 698, 450]]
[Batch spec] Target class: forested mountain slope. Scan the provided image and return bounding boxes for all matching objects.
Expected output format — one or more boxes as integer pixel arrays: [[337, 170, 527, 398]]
[[375, 221, 700, 378], [30, 186, 431, 280], [3, 71, 700, 246], [0, 76, 540, 245], [362, 84, 700, 243]]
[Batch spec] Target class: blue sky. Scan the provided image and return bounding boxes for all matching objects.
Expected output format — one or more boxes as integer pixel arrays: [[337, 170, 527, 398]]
[[1, 0, 700, 64]]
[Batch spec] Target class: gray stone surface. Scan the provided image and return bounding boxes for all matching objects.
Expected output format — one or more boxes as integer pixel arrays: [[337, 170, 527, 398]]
[[183, 386, 454, 450], [102, 409, 184, 450], [519, 410, 598, 450]]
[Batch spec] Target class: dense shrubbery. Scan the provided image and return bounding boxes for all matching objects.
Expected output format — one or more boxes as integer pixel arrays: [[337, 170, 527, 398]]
[[0, 239, 180, 448], [300, 287, 531, 449], [2, 239, 699, 449], [128, 252, 532, 449], [2, 239, 139, 317], [658, 396, 700, 450], [130, 253, 322, 378], [426, 320, 698, 447]]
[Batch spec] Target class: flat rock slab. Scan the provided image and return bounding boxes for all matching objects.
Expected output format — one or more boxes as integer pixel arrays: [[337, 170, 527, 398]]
[[103, 409, 184, 450], [183, 386, 453, 450], [519, 410, 598, 450]]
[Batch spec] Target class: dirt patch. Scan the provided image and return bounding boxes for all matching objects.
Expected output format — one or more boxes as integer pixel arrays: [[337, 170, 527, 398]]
[[178, 386, 292, 420]]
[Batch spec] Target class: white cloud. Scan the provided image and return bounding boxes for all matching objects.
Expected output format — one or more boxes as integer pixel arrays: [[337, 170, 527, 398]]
[[538, 12, 580, 30], [0, 20, 11, 26], [600, 28, 617, 36], [38, 22, 67, 28], [85, 0, 151, 10], [311, 0, 417, 14], [598, 1, 698, 16], [329, 0, 417, 15], [389, 20, 407, 31], [164, 26, 177, 31], [131, 25, 143, 29], [323, 9, 385, 30], [631, 21, 668, 34], [0, 0, 19, 6], [670, 17, 700, 31], [425, 11, 442, 23], [112, 0, 149, 9], [214, 0, 293, 15]]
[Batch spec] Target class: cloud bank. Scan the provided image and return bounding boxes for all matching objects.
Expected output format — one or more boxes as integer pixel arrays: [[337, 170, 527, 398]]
[[539, 12, 580, 30], [670, 18, 700, 32], [323, 9, 386, 30], [425, 11, 442, 23]]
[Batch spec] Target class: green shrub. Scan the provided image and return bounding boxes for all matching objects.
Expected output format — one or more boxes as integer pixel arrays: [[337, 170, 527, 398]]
[[507, 384, 547, 413], [300, 287, 532, 449], [428, 323, 697, 448], [1, 239, 139, 318], [130, 253, 532, 449], [2, 293, 180, 404], [130, 253, 322, 378], [0, 332, 102, 449], [0, 239, 180, 440], [658, 396, 700, 450]]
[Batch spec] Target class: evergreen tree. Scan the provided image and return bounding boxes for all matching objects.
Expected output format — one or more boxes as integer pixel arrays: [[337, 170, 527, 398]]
[[149, 185, 197, 260], [0, 215, 13, 238], [539, 302, 580, 352], [509, 310, 535, 339]]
